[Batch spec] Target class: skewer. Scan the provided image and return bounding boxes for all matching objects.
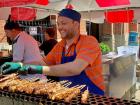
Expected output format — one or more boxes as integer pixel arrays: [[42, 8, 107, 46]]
[[59, 80, 69, 84], [39, 79, 48, 83], [0, 74, 7, 78], [51, 87, 81, 101], [72, 85, 86, 90], [81, 87, 89, 104], [72, 85, 80, 88], [71, 85, 80, 90], [29, 77, 40, 82], [50, 80, 56, 83], [47, 79, 55, 83], [64, 88, 80, 103], [62, 82, 72, 87], [77, 85, 86, 90], [87, 87, 89, 91], [0, 73, 18, 82], [46, 79, 51, 82]]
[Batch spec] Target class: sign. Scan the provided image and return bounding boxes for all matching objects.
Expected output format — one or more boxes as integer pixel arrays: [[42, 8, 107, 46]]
[[105, 10, 134, 23], [128, 31, 139, 46], [29, 27, 37, 35]]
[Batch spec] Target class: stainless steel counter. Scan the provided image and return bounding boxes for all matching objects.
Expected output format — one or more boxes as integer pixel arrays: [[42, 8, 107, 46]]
[[102, 53, 136, 100]]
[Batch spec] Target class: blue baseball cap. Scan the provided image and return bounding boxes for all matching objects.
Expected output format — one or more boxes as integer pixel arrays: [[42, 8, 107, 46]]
[[58, 9, 81, 23]]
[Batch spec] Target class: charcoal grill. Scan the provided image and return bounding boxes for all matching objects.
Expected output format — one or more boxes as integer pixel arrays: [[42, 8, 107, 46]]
[[0, 89, 140, 105]]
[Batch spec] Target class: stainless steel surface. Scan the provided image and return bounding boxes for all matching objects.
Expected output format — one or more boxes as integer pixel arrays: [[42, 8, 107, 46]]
[[109, 54, 136, 99], [103, 53, 137, 99]]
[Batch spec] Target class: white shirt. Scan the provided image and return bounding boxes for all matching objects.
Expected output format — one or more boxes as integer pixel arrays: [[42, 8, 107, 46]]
[[13, 31, 44, 65]]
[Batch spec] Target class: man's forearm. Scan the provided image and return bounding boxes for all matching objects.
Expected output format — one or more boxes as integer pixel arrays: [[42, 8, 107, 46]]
[[42, 59, 88, 77], [42, 63, 78, 76]]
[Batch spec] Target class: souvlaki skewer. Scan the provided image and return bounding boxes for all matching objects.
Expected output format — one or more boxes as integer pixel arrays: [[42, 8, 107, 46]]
[[81, 87, 89, 104]]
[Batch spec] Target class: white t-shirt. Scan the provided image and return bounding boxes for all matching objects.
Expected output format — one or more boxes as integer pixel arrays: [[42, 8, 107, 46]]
[[13, 31, 44, 65]]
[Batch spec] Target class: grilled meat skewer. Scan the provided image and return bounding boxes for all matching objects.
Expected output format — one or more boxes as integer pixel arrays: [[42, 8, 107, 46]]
[[81, 89, 89, 104]]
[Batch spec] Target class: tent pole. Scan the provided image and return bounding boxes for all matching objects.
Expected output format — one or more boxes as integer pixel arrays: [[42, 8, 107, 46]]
[[111, 23, 115, 52]]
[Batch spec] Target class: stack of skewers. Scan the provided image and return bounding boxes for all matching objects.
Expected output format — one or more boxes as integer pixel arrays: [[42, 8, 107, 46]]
[[0, 73, 89, 104]]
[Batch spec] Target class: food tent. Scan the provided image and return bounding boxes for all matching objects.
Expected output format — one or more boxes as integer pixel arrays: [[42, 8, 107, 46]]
[[0, 0, 140, 22]]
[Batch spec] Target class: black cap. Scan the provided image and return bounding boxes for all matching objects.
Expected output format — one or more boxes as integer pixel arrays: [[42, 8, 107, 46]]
[[4, 21, 20, 30], [58, 9, 81, 23]]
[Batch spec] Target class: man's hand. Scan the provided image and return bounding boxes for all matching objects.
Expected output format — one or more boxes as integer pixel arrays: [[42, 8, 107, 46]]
[[0, 62, 22, 74], [20, 65, 43, 74]]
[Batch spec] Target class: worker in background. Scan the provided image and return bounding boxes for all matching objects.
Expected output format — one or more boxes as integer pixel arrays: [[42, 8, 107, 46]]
[[1, 21, 45, 73], [1, 9, 105, 95], [40, 28, 58, 81], [39, 27, 57, 56]]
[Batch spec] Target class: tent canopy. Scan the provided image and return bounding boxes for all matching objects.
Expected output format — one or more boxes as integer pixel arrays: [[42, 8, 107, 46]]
[[0, 0, 140, 21], [24, 0, 140, 11]]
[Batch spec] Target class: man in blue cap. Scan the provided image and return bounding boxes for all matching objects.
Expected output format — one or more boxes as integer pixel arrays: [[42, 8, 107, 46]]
[[1, 8, 105, 95]]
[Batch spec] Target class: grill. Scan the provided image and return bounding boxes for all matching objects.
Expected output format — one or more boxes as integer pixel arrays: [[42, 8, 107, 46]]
[[0, 89, 140, 105], [0, 74, 139, 105]]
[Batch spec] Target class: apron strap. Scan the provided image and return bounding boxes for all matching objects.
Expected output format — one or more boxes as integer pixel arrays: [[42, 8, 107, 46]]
[[62, 35, 80, 57]]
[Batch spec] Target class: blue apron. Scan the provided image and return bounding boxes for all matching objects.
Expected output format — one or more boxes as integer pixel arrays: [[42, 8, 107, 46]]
[[59, 37, 104, 95]]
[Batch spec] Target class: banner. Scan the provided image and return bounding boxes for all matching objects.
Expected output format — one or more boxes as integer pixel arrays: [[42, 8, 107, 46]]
[[96, 0, 130, 7], [11, 7, 36, 21], [105, 10, 134, 23], [36, 0, 49, 5], [0, 0, 35, 7]]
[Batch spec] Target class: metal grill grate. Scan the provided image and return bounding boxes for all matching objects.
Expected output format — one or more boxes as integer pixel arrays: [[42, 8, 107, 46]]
[[0, 90, 140, 105]]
